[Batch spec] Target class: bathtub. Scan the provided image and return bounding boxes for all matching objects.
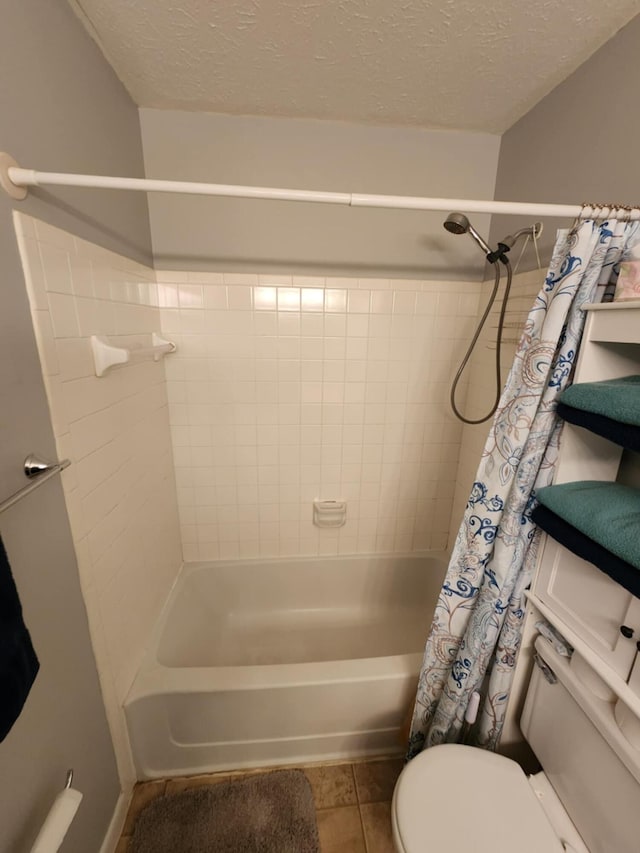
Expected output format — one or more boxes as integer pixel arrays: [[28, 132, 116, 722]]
[[125, 552, 446, 779]]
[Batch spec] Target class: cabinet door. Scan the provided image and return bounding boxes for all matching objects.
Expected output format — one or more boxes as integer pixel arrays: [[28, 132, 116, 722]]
[[534, 535, 639, 679]]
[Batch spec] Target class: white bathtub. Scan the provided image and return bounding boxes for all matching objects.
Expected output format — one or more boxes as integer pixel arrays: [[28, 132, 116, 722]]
[[125, 552, 446, 779]]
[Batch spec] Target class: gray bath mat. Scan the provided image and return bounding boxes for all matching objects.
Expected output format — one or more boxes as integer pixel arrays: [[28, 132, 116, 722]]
[[130, 769, 320, 852]]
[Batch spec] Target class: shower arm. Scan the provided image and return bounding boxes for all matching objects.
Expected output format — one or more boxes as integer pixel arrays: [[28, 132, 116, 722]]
[[488, 223, 544, 264]]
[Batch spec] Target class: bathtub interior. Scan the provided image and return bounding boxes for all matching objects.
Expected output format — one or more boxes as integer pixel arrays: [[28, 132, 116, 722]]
[[157, 553, 445, 667], [126, 552, 447, 777]]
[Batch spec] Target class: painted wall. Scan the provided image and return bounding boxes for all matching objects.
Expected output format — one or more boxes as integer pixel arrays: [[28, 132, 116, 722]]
[[159, 270, 479, 559], [140, 110, 500, 279], [15, 214, 182, 787], [0, 1, 152, 849], [489, 13, 640, 265], [451, 12, 640, 546]]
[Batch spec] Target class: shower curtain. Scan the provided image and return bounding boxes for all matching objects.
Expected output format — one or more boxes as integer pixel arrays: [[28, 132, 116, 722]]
[[410, 217, 640, 755]]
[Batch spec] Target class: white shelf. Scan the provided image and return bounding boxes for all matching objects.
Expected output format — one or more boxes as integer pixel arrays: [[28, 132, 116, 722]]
[[505, 297, 640, 747], [583, 302, 640, 345], [91, 333, 176, 377], [526, 592, 640, 719], [583, 301, 640, 311]]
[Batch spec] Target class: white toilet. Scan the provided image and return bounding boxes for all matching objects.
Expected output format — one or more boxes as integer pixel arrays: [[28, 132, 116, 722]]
[[392, 636, 640, 852]]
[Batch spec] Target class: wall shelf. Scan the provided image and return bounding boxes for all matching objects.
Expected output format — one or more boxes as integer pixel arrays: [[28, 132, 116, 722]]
[[90, 333, 176, 377], [583, 301, 640, 345], [526, 592, 640, 720], [520, 299, 640, 736], [503, 300, 640, 749]]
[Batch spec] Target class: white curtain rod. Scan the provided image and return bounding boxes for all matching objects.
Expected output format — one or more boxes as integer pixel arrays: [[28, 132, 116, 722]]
[[1, 151, 638, 220]]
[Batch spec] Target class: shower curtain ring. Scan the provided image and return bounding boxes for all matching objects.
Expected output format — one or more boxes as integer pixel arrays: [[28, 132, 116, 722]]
[[573, 203, 590, 232]]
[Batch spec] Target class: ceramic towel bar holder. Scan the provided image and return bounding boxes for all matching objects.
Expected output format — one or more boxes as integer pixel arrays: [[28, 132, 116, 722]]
[[91, 333, 176, 377]]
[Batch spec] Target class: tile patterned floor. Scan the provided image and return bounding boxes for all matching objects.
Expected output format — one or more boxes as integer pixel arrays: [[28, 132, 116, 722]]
[[116, 756, 404, 852]]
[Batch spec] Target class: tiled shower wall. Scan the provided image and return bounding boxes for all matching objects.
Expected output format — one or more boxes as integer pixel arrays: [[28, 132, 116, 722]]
[[15, 211, 486, 775], [158, 272, 482, 560], [14, 213, 182, 782]]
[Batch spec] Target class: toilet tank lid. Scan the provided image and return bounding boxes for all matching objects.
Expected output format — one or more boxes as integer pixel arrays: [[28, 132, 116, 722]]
[[394, 745, 565, 853]]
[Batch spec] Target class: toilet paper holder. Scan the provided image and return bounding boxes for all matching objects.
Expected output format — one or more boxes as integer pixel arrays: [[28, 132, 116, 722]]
[[30, 768, 82, 853]]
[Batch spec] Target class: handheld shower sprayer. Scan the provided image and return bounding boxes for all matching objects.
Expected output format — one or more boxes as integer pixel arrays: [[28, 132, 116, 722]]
[[443, 212, 493, 257], [443, 213, 542, 424]]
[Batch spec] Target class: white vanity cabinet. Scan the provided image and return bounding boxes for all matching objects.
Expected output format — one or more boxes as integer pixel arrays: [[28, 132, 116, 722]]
[[529, 302, 640, 694]]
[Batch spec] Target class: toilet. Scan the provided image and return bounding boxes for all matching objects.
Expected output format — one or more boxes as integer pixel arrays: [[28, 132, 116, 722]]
[[392, 636, 640, 852]]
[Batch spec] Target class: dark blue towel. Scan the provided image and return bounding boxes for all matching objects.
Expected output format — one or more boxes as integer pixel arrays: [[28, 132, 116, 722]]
[[556, 401, 640, 452], [531, 504, 640, 599], [0, 536, 39, 742], [556, 376, 640, 451]]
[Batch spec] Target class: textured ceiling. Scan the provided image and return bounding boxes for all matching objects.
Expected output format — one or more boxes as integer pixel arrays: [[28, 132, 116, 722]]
[[69, 1, 638, 133]]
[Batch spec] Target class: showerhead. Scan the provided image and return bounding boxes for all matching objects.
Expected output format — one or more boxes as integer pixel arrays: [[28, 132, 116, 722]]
[[443, 212, 470, 235], [443, 211, 492, 257]]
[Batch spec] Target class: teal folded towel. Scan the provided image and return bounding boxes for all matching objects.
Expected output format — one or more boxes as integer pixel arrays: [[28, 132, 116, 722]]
[[558, 376, 640, 426], [535, 481, 640, 570]]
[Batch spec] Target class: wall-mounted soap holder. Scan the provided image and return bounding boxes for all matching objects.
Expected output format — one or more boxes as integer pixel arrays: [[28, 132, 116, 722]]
[[313, 500, 347, 528]]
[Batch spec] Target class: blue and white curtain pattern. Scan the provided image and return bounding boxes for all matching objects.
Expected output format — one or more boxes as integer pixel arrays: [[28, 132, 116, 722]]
[[409, 218, 640, 755]]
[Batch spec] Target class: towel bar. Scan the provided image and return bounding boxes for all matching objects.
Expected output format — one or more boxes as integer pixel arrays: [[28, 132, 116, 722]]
[[91, 333, 176, 377], [0, 454, 71, 515]]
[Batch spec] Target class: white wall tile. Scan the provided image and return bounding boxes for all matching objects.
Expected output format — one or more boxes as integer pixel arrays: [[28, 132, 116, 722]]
[[39, 242, 74, 294], [15, 214, 182, 782], [48, 292, 80, 338], [159, 270, 481, 558], [13, 229, 48, 309]]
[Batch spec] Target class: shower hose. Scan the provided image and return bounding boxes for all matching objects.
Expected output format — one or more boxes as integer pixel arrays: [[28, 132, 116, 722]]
[[450, 258, 513, 425]]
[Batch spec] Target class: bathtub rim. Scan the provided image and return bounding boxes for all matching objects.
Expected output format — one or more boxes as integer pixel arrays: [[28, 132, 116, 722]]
[[126, 650, 426, 704], [172, 548, 448, 587]]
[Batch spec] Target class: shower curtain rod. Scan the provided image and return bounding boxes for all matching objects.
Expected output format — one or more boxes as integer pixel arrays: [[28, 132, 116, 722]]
[[1, 151, 637, 220]]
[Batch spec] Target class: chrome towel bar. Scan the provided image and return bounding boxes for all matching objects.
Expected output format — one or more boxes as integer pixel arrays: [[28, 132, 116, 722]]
[[0, 454, 71, 515]]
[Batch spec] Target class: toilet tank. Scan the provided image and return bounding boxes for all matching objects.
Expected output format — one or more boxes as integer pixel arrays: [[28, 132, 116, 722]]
[[521, 637, 640, 853]]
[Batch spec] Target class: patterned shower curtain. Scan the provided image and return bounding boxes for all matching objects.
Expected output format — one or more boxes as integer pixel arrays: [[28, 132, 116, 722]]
[[409, 217, 640, 755]]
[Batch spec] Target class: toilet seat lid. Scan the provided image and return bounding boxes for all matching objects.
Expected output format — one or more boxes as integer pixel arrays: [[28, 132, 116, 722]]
[[393, 745, 566, 853]]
